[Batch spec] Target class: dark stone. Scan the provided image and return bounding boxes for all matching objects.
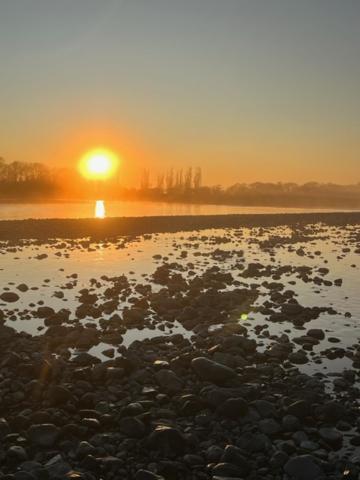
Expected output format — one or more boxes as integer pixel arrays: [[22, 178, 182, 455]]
[[307, 329, 325, 340], [0, 292, 19, 303], [237, 432, 270, 453], [221, 445, 251, 476], [217, 397, 248, 418], [287, 400, 311, 418], [192, 357, 236, 383], [259, 418, 281, 436], [27, 424, 60, 448], [119, 417, 146, 438], [212, 463, 246, 477], [155, 369, 184, 394], [148, 425, 187, 455], [252, 399, 276, 418], [284, 454, 323, 480], [135, 470, 165, 480], [7, 446, 28, 462], [319, 428, 343, 449], [320, 401, 345, 422], [47, 385, 73, 405]]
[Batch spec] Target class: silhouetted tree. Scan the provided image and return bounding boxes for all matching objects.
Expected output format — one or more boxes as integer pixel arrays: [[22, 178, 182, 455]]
[[193, 167, 202, 189], [140, 169, 151, 190], [175, 169, 183, 191], [0, 158, 359, 208], [184, 167, 193, 191], [156, 174, 165, 192], [165, 168, 174, 192]]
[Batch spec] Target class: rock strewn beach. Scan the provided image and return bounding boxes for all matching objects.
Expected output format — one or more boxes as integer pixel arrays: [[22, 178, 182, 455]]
[[0, 214, 359, 479]]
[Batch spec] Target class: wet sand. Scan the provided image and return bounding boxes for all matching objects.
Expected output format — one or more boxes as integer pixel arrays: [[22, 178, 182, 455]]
[[0, 210, 359, 240]]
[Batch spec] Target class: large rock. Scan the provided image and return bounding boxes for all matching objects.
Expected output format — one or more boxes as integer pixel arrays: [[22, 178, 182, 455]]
[[252, 399, 276, 418], [222, 334, 256, 353], [307, 329, 325, 340], [27, 424, 59, 447], [44, 454, 72, 477], [284, 455, 323, 480], [259, 418, 281, 436], [221, 445, 251, 476], [192, 357, 236, 383], [320, 401, 345, 422], [282, 415, 301, 431], [237, 432, 271, 453], [319, 428, 343, 448], [119, 417, 146, 438], [288, 351, 308, 365], [201, 386, 252, 407], [216, 397, 248, 418], [36, 306, 55, 318], [287, 400, 311, 419], [47, 385, 73, 405], [0, 292, 19, 303], [155, 369, 184, 394], [148, 425, 187, 455], [7, 445, 28, 462]]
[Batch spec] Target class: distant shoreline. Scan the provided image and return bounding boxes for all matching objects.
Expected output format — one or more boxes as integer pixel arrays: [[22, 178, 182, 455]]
[[0, 197, 360, 210], [0, 197, 360, 219], [0, 211, 359, 241]]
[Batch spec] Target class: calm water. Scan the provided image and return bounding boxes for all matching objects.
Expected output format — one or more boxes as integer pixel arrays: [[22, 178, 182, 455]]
[[0, 225, 359, 380], [0, 200, 343, 220]]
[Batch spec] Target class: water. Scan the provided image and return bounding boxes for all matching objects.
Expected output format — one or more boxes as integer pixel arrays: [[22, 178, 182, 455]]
[[0, 224, 359, 377], [0, 200, 345, 220]]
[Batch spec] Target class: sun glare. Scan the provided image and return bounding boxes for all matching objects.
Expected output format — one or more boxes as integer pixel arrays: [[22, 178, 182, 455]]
[[79, 148, 119, 180], [95, 200, 106, 218]]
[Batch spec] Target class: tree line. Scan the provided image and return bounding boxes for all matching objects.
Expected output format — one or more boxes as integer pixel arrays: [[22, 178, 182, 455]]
[[0, 158, 359, 208], [0, 157, 59, 199], [135, 168, 360, 208], [140, 167, 202, 192]]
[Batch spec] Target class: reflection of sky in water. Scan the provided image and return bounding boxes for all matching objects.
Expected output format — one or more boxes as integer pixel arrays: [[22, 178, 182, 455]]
[[0, 225, 359, 379], [0, 200, 351, 220]]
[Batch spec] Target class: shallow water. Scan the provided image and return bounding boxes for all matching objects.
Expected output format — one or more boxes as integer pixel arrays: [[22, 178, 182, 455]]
[[0, 224, 359, 378], [0, 200, 347, 220]]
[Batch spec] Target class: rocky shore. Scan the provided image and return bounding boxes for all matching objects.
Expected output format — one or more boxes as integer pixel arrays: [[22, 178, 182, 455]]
[[0, 216, 360, 479]]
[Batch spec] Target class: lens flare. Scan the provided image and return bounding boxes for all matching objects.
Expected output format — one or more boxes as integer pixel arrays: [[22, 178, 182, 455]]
[[79, 148, 119, 180]]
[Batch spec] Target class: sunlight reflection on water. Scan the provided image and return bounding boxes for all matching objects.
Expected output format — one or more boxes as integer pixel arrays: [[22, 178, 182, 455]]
[[94, 200, 106, 218], [0, 225, 359, 377], [0, 200, 350, 220]]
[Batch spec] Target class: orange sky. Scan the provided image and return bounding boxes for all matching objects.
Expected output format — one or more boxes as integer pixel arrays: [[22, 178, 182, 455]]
[[0, 1, 359, 186]]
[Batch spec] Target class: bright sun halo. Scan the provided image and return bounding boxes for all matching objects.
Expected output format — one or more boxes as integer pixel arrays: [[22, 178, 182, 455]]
[[79, 148, 119, 180]]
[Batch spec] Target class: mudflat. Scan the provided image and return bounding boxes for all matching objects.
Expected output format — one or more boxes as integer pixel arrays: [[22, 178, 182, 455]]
[[0, 211, 359, 240]]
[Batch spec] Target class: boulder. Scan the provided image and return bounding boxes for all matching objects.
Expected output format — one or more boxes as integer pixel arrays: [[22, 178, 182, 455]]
[[148, 425, 187, 455], [119, 417, 146, 438], [217, 397, 248, 418], [192, 357, 236, 383], [284, 454, 323, 480], [27, 424, 59, 448], [155, 369, 184, 394], [0, 292, 19, 303], [319, 428, 342, 448]]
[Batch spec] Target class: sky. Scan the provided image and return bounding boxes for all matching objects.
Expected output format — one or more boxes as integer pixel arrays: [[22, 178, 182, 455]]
[[0, 0, 359, 186]]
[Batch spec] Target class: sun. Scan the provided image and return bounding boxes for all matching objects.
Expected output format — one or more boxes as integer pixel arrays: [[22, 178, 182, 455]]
[[79, 148, 119, 180]]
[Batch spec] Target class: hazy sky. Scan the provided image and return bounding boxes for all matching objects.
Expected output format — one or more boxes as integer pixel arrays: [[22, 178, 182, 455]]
[[0, 0, 359, 186]]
